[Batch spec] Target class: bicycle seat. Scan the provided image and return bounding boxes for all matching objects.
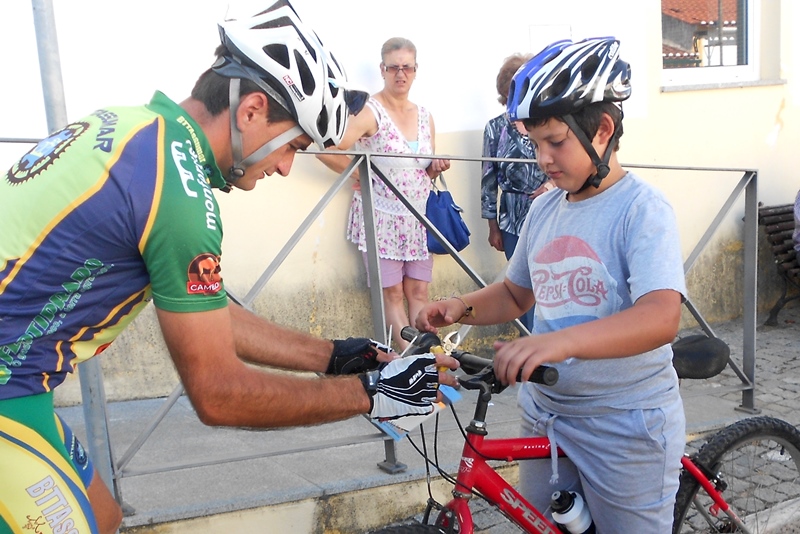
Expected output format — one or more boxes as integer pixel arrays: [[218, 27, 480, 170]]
[[671, 335, 730, 380]]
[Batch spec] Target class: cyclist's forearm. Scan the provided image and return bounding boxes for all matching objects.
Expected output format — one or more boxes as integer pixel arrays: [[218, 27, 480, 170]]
[[157, 306, 368, 427], [191, 362, 369, 427], [229, 303, 332, 373]]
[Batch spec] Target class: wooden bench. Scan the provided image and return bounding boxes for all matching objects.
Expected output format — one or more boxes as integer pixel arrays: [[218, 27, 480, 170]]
[[758, 203, 800, 325]]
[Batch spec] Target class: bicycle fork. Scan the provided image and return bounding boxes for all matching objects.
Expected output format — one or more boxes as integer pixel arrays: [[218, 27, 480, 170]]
[[681, 455, 749, 533]]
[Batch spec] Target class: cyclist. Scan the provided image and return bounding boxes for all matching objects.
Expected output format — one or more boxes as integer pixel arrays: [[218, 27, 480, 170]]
[[416, 37, 686, 532], [0, 2, 457, 533]]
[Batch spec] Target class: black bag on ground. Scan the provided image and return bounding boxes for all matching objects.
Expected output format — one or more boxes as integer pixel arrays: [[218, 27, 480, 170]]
[[425, 173, 470, 255]]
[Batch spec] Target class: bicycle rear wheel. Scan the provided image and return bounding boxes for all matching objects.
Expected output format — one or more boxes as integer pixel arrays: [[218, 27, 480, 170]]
[[673, 416, 800, 533]]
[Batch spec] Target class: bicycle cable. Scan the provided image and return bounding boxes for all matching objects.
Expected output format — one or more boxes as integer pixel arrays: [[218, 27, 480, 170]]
[[406, 404, 495, 504], [449, 397, 512, 463]]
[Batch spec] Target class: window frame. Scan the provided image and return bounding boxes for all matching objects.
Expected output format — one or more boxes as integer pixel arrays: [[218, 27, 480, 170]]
[[661, 0, 760, 88]]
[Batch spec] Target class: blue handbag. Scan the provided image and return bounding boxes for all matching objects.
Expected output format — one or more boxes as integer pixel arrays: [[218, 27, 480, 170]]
[[426, 174, 471, 255]]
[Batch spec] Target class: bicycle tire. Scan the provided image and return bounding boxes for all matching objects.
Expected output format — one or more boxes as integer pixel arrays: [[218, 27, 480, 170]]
[[369, 525, 446, 534], [673, 416, 800, 533]]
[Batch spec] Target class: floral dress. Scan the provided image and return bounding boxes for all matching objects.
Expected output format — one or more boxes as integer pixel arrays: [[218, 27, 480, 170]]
[[346, 98, 433, 261]]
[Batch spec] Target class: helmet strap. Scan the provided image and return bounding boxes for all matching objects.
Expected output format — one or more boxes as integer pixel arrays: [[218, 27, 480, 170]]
[[224, 79, 303, 191], [563, 114, 616, 193]]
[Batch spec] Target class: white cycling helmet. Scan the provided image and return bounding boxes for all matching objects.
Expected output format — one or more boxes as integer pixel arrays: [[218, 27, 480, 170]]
[[212, 0, 367, 186], [507, 37, 631, 190]]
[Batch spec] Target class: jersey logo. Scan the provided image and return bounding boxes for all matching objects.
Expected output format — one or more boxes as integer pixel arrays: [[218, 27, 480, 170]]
[[531, 235, 619, 323], [6, 122, 89, 185], [187, 253, 223, 295]]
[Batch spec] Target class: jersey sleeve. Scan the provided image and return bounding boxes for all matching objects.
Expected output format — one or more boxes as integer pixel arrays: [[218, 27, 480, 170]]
[[140, 121, 228, 313]]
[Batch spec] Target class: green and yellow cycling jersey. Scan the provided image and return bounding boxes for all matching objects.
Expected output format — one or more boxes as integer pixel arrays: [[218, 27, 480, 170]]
[[0, 91, 229, 399]]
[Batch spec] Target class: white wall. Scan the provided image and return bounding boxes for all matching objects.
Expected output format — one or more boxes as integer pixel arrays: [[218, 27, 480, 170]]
[[1, 0, 653, 158]]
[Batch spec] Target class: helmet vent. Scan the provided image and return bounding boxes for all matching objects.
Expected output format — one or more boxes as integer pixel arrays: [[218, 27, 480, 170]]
[[330, 53, 343, 73], [580, 56, 600, 82], [316, 108, 329, 137], [252, 15, 317, 63], [328, 68, 340, 97], [549, 70, 570, 98], [514, 79, 527, 107], [263, 43, 291, 70], [253, 15, 292, 30], [294, 50, 316, 96], [298, 33, 317, 63]]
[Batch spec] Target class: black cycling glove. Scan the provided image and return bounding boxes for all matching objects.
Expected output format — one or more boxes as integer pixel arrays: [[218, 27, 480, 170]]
[[327, 337, 392, 375], [360, 355, 439, 420]]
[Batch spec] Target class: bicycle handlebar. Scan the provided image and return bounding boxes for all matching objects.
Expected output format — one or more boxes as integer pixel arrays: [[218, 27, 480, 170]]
[[400, 326, 558, 387]]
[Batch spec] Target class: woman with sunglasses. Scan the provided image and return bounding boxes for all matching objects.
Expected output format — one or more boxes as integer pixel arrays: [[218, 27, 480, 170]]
[[318, 37, 450, 350]]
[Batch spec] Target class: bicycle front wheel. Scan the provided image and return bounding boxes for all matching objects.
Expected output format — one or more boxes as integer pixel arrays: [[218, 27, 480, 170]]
[[673, 416, 800, 533]]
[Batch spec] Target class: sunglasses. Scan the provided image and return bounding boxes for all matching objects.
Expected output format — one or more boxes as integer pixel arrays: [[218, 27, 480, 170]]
[[383, 64, 417, 74]]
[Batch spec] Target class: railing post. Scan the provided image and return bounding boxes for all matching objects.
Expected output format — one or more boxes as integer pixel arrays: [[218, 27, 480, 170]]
[[358, 155, 388, 342], [31, 0, 68, 134], [357, 155, 407, 472], [78, 359, 121, 502], [738, 171, 760, 413], [32, 0, 123, 510]]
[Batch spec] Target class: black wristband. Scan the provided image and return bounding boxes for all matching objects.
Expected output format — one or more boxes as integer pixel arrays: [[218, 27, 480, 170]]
[[359, 370, 380, 411]]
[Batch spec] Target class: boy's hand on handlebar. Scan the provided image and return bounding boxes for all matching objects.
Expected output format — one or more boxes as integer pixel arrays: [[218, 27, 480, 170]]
[[493, 334, 567, 386]]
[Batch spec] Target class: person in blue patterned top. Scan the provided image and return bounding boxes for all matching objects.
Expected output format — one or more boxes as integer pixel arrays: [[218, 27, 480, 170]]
[[481, 53, 552, 331]]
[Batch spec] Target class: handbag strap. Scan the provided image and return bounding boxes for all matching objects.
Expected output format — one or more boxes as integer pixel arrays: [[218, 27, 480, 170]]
[[432, 172, 449, 192]]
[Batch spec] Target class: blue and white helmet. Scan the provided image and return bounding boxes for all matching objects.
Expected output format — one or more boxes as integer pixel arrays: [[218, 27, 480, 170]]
[[507, 37, 631, 122]]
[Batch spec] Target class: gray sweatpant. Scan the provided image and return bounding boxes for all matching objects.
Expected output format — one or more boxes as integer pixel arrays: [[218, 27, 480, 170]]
[[517, 392, 686, 533]]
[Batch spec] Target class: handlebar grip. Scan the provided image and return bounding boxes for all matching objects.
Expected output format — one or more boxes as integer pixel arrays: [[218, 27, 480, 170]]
[[400, 326, 420, 342], [453, 350, 558, 386], [400, 326, 441, 353], [527, 365, 559, 386]]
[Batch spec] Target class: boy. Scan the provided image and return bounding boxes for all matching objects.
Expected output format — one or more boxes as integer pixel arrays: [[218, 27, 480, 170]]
[[416, 37, 686, 532]]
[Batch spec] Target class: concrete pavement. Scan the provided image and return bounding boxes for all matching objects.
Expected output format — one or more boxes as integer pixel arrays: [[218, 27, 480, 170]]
[[54, 303, 800, 533]]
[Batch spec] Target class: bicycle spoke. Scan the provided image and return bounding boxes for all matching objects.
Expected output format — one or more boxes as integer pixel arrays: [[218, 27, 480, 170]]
[[674, 417, 800, 533]]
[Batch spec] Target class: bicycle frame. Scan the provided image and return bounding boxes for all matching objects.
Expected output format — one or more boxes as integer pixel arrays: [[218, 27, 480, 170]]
[[403, 329, 752, 534], [433, 422, 751, 534], [435, 431, 565, 534]]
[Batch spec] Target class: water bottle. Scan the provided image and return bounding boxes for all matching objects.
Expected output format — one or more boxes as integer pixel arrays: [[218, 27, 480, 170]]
[[550, 490, 595, 534]]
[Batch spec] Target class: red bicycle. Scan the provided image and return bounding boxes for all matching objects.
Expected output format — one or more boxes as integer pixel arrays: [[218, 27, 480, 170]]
[[372, 328, 800, 534]]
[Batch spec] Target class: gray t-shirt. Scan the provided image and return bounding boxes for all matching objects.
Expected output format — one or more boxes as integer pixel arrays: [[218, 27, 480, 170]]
[[507, 172, 687, 416]]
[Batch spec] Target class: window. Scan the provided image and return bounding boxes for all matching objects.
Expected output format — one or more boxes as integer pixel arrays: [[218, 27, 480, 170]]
[[661, 0, 757, 86]]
